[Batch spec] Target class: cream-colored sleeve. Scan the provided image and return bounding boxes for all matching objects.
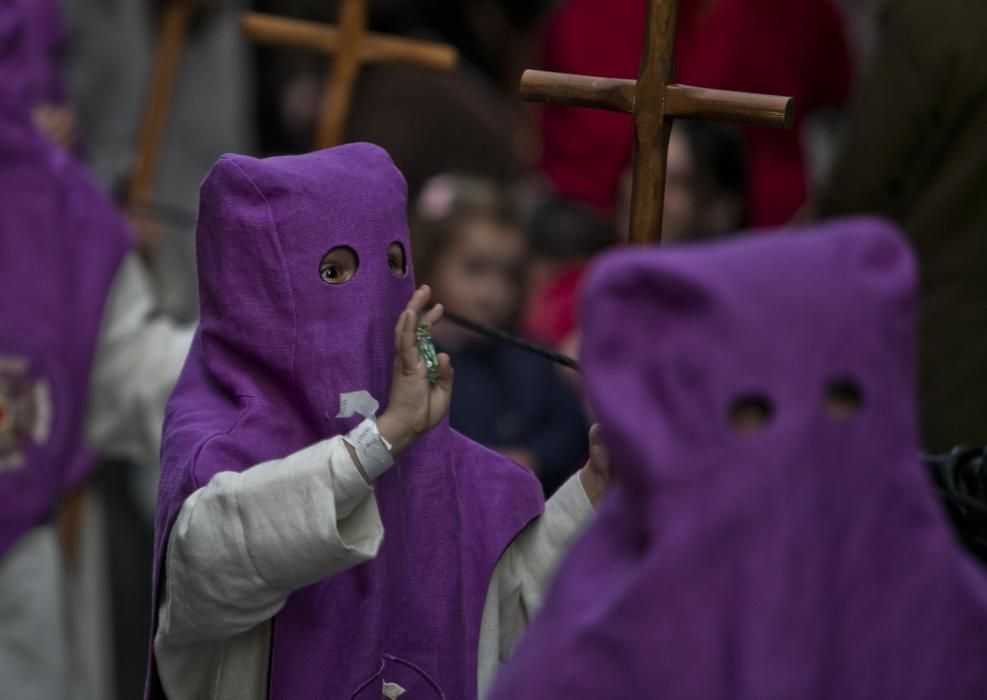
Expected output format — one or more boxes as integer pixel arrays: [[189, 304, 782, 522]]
[[154, 435, 386, 700], [476, 472, 595, 697], [85, 253, 194, 467], [0, 527, 68, 700]]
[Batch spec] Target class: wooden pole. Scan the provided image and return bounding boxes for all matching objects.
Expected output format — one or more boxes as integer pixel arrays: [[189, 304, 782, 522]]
[[56, 488, 86, 570], [316, 0, 367, 149], [128, 0, 192, 253], [628, 0, 678, 245]]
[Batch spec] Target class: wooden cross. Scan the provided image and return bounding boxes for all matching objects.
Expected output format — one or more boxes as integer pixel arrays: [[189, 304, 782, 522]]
[[520, 0, 795, 244], [129, 0, 194, 254], [241, 3, 458, 150]]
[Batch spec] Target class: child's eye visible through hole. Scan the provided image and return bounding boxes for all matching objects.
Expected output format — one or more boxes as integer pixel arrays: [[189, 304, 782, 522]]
[[387, 242, 407, 277], [825, 379, 863, 420], [319, 246, 358, 285], [729, 395, 773, 436]]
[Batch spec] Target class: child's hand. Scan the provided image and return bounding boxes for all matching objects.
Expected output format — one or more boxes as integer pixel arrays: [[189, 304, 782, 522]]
[[378, 286, 454, 454], [579, 424, 610, 507]]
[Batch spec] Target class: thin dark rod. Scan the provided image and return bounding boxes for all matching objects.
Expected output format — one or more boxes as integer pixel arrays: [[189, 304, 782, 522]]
[[440, 309, 581, 371]]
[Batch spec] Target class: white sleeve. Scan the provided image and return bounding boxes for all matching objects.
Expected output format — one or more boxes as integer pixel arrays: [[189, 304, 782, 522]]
[[0, 527, 68, 700], [155, 434, 388, 699], [476, 472, 595, 697], [84, 252, 194, 467]]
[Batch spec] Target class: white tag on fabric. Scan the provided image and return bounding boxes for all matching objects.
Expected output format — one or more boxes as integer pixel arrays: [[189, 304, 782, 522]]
[[382, 682, 406, 698], [336, 390, 380, 420]]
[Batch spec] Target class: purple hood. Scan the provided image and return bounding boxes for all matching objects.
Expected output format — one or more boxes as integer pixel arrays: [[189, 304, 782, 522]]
[[489, 218, 987, 698]]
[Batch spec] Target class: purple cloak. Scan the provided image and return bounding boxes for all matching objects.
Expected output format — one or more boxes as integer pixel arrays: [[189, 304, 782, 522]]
[[150, 144, 544, 699], [0, 83, 131, 556], [488, 219, 987, 698]]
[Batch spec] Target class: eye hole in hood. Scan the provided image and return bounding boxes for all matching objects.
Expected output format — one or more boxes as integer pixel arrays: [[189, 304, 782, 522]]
[[388, 241, 407, 278], [728, 394, 773, 436], [825, 378, 864, 421], [319, 246, 358, 285]]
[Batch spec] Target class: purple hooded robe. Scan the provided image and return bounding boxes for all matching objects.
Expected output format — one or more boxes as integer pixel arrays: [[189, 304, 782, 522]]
[[488, 218, 987, 698], [150, 144, 544, 699], [0, 0, 68, 110], [0, 79, 131, 556]]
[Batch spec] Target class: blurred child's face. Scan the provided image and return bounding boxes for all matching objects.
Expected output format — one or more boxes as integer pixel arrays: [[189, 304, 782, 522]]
[[662, 128, 701, 243], [615, 128, 698, 243], [618, 126, 743, 244], [432, 219, 526, 331]]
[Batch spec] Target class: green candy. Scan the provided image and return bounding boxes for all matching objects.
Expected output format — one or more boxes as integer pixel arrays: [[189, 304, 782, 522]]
[[416, 322, 440, 384]]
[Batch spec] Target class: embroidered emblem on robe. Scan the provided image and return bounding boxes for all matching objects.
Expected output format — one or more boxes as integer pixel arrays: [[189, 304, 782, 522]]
[[0, 355, 52, 471]]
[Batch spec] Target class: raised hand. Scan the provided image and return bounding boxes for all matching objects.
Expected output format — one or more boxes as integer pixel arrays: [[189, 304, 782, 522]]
[[377, 285, 454, 455]]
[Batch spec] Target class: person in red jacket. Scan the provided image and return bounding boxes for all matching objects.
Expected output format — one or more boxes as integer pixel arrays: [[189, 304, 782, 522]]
[[538, 0, 851, 227]]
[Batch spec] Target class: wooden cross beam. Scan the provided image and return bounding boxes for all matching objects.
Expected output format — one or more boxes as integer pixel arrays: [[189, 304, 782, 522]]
[[241, 3, 458, 150], [520, 0, 795, 244]]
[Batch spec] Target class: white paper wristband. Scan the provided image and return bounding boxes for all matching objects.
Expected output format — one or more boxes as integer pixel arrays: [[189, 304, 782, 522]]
[[343, 417, 394, 482]]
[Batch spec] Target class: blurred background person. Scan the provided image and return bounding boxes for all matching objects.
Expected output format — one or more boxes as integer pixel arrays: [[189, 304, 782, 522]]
[[614, 120, 748, 246], [0, 0, 78, 151], [521, 120, 748, 378], [816, 0, 987, 452], [412, 175, 590, 495], [0, 68, 191, 700], [1, 2, 202, 697], [519, 194, 612, 350], [535, 0, 851, 226]]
